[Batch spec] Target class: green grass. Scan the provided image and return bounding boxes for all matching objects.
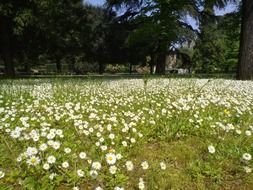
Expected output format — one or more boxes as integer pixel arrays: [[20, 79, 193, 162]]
[[0, 78, 252, 190]]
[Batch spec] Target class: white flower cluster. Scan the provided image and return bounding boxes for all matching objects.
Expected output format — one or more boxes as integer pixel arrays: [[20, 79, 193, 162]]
[[0, 78, 253, 189]]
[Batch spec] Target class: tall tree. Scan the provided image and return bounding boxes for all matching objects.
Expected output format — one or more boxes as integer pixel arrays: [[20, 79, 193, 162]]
[[237, 0, 253, 80], [107, 0, 198, 74], [37, 0, 84, 73], [193, 15, 227, 73], [0, 15, 15, 76], [193, 8, 240, 73], [0, 1, 36, 77], [219, 12, 240, 72]]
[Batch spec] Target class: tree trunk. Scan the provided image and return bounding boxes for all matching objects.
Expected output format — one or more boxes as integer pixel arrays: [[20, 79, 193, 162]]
[[24, 55, 30, 74], [129, 63, 132, 74], [24, 62, 30, 74], [0, 18, 15, 77], [3, 46, 15, 77], [155, 53, 166, 74], [69, 57, 75, 74], [56, 58, 62, 73], [99, 62, 105, 74], [149, 62, 153, 74], [149, 55, 155, 74], [237, 0, 253, 80]]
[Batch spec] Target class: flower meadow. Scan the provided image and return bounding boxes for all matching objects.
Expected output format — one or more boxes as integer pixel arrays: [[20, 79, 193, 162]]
[[0, 78, 253, 190]]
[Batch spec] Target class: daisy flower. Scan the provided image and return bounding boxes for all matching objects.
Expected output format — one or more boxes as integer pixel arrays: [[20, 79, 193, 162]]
[[47, 155, 56, 164], [106, 153, 117, 165], [208, 145, 215, 154], [242, 153, 252, 161], [141, 161, 149, 170], [92, 162, 102, 170]]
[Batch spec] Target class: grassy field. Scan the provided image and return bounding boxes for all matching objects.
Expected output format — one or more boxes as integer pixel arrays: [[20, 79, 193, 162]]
[[0, 78, 253, 190]]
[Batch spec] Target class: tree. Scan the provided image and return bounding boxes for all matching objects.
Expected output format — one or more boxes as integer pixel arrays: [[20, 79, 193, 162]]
[[202, 0, 252, 80], [82, 5, 116, 74], [37, 0, 84, 73], [108, 0, 253, 79], [1, 1, 113, 75], [0, 14, 15, 76], [106, 0, 198, 74], [193, 2, 218, 72], [204, 0, 252, 79], [237, 0, 253, 80], [193, 10, 240, 73], [0, 1, 37, 77], [219, 12, 240, 72]]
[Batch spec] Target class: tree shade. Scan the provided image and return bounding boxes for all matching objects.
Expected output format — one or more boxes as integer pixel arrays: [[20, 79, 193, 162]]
[[0, 0, 252, 79]]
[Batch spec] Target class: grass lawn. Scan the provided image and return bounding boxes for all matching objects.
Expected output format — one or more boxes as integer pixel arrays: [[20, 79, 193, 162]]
[[0, 78, 253, 190]]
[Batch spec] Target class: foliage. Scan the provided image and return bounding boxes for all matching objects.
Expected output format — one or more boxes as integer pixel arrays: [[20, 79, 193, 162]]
[[192, 9, 240, 73], [1, 0, 252, 79], [0, 1, 116, 75], [105, 64, 129, 74]]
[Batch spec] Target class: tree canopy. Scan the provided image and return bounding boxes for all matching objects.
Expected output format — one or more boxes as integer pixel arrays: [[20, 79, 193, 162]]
[[0, 0, 252, 79]]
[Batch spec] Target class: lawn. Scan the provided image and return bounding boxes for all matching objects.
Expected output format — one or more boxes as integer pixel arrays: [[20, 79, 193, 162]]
[[0, 78, 253, 190]]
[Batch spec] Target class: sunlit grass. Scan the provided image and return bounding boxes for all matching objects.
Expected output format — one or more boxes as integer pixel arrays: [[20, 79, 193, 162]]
[[0, 78, 253, 190]]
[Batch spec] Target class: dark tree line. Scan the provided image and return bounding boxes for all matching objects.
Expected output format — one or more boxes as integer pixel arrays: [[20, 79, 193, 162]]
[[0, 0, 252, 80], [0, 1, 120, 76]]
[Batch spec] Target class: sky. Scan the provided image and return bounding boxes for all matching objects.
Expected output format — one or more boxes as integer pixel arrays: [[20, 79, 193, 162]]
[[215, 2, 239, 15], [86, 0, 105, 6], [86, 0, 238, 14], [86, 0, 239, 29]]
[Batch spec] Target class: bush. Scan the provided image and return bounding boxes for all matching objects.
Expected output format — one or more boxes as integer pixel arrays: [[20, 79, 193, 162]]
[[74, 56, 99, 74], [105, 64, 128, 74]]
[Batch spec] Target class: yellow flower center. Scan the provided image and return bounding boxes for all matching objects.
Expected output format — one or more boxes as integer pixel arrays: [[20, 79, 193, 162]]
[[31, 158, 37, 164]]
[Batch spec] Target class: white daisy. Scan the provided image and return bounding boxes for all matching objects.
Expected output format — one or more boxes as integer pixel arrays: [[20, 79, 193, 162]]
[[141, 161, 149, 170], [79, 152, 86, 159], [160, 162, 167, 170], [27, 156, 41, 166], [242, 153, 252, 161], [125, 161, 134, 171], [43, 163, 50, 170], [49, 173, 57, 180], [62, 161, 69, 168], [101, 145, 107, 151], [90, 170, 98, 178], [116, 154, 122, 160], [208, 145, 215, 154], [106, 153, 117, 165], [0, 170, 5, 178], [138, 178, 145, 190], [52, 141, 60, 150], [64, 147, 71, 154], [109, 165, 117, 174], [47, 155, 56, 164], [39, 143, 48, 151], [77, 169, 84, 177], [109, 133, 115, 139], [114, 187, 124, 190], [26, 147, 38, 156], [245, 130, 252, 136], [244, 166, 252, 173], [92, 162, 102, 170]]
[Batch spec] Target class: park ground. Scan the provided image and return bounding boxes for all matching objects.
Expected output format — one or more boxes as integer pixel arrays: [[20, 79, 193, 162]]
[[0, 77, 253, 190]]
